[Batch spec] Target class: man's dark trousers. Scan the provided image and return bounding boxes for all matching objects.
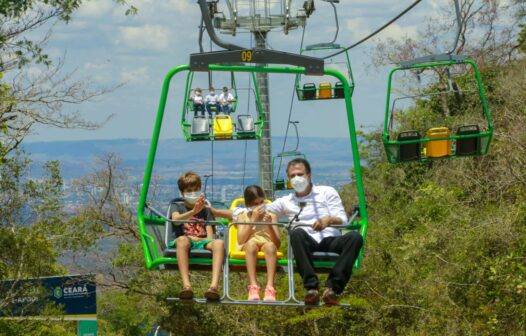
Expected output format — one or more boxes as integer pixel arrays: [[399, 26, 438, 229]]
[[290, 229, 363, 294]]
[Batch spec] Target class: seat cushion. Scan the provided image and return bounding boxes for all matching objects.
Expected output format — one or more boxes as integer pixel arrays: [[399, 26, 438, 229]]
[[312, 252, 340, 261]]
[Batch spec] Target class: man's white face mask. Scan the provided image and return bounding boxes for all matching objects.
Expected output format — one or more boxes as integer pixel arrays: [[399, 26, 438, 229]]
[[183, 191, 201, 205], [290, 176, 309, 193]]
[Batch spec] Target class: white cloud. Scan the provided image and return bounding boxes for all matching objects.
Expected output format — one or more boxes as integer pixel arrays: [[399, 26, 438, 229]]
[[379, 23, 418, 41], [83, 62, 108, 71], [117, 24, 170, 51], [346, 18, 372, 40], [160, 0, 193, 13], [120, 66, 150, 83], [77, 0, 114, 18]]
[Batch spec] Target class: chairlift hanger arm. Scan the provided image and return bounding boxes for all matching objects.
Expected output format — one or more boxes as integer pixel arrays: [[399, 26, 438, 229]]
[[190, 49, 325, 75], [305, 0, 340, 50], [197, 0, 243, 51]]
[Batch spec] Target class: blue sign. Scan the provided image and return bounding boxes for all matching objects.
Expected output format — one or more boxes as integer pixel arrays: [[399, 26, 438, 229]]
[[0, 274, 96, 320]]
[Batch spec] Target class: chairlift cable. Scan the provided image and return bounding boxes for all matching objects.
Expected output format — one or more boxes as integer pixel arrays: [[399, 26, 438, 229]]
[[275, 26, 307, 181], [322, 0, 423, 59]]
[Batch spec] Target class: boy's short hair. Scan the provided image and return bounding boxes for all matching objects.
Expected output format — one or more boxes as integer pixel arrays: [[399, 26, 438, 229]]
[[195, 87, 202, 93], [222, 86, 228, 92], [178, 171, 201, 192]]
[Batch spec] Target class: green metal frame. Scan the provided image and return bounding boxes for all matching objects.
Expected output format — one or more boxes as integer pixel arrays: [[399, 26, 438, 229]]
[[295, 46, 355, 101], [382, 59, 494, 164], [137, 64, 369, 271], [181, 71, 264, 141]]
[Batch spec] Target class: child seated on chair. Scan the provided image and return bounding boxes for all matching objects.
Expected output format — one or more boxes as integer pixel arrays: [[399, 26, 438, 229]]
[[219, 86, 235, 115], [205, 87, 222, 117], [208, 185, 280, 301], [169, 171, 224, 301], [190, 88, 205, 117]]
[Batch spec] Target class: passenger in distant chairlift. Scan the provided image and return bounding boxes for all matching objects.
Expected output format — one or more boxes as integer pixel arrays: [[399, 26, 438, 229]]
[[190, 88, 205, 117], [205, 87, 222, 117], [219, 86, 236, 115]]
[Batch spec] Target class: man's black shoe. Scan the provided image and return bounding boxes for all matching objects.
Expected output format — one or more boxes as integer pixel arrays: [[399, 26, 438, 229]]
[[322, 288, 339, 306], [304, 289, 320, 305]]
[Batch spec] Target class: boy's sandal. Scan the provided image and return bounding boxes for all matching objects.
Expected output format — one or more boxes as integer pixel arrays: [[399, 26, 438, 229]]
[[204, 287, 220, 301], [179, 286, 194, 300]]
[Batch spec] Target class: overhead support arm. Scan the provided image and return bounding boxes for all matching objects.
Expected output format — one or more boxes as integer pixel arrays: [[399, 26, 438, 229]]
[[189, 49, 325, 75], [197, 0, 243, 51]]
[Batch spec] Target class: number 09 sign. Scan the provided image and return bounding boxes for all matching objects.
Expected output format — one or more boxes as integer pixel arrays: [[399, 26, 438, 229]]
[[241, 50, 253, 62]]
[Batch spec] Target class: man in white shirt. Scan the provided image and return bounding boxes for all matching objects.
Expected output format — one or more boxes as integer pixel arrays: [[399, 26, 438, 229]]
[[219, 86, 236, 115], [205, 87, 222, 117], [266, 158, 363, 305]]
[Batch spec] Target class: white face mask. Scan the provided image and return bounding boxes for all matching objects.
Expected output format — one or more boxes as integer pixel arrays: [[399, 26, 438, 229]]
[[248, 204, 265, 212], [183, 191, 201, 205], [210, 91, 215, 95], [290, 176, 309, 193]]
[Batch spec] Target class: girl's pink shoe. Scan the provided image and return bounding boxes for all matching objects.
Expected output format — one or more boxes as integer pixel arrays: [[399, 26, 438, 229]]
[[263, 286, 276, 302], [247, 285, 260, 301]]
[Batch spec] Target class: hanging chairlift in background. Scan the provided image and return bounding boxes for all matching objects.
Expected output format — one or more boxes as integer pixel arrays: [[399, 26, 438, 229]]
[[273, 121, 307, 192], [181, 71, 264, 141], [382, 57, 493, 163], [382, 0, 493, 163], [295, 0, 355, 101]]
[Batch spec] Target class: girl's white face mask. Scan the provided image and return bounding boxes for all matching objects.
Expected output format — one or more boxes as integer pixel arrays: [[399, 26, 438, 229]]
[[290, 176, 309, 193], [248, 204, 266, 212], [183, 191, 201, 205]]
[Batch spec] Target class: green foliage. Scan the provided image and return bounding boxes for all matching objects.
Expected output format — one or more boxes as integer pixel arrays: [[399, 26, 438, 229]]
[[519, 23, 526, 53], [0, 0, 136, 21], [98, 291, 161, 336]]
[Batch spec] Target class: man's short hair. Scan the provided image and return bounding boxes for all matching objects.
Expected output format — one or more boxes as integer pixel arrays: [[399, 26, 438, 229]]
[[178, 171, 201, 192], [286, 158, 311, 175]]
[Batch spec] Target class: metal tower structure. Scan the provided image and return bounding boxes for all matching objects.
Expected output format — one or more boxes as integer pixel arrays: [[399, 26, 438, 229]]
[[212, 0, 311, 198]]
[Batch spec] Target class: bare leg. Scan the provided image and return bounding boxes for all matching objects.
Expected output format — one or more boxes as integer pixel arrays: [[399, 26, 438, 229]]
[[244, 241, 259, 286], [262, 242, 277, 288], [207, 239, 224, 288], [176, 236, 191, 288]]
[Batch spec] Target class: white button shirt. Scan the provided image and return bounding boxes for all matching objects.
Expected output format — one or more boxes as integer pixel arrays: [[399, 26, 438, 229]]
[[266, 185, 348, 243]]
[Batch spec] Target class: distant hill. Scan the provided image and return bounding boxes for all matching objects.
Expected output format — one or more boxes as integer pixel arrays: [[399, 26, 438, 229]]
[[23, 137, 357, 187]]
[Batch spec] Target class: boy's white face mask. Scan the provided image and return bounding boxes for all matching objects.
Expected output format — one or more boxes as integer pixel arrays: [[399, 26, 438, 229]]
[[183, 191, 201, 205], [290, 176, 309, 193]]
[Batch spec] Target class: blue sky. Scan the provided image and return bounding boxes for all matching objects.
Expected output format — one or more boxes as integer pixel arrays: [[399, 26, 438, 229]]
[[26, 0, 451, 142]]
